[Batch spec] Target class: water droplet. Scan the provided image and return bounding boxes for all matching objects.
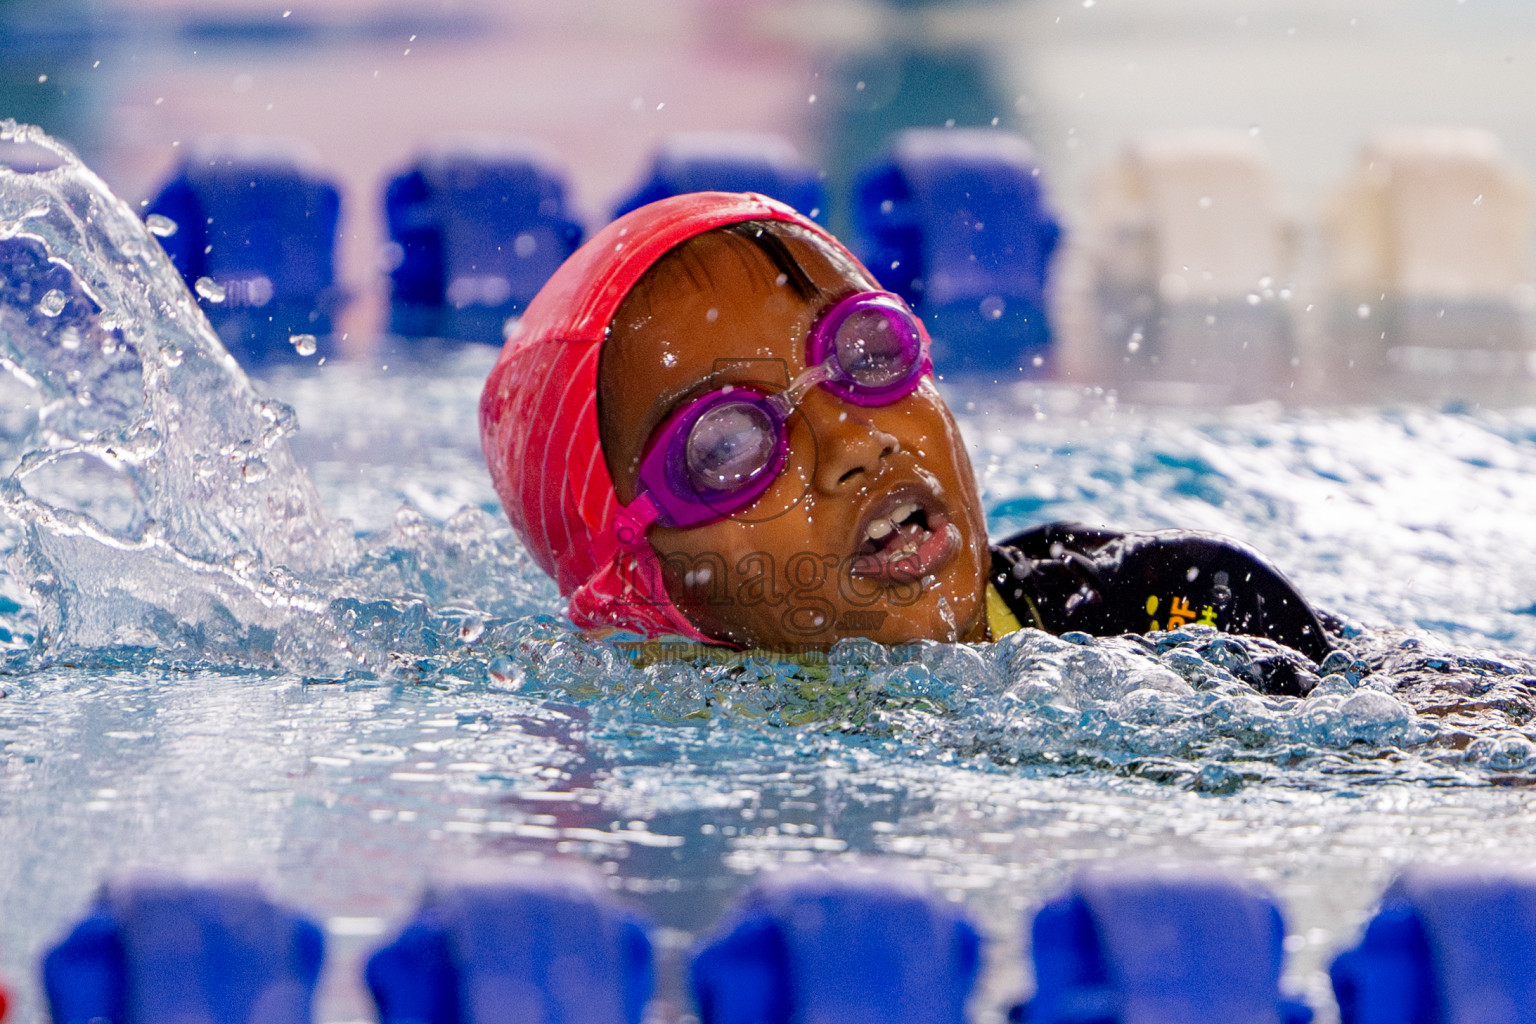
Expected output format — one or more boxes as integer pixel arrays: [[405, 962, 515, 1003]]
[[146, 214, 177, 237], [36, 289, 67, 317], [1356, 303, 1371, 319], [661, 352, 677, 367], [1197, 195, 1213, 209], [1246, 293, 1262, 306], [1473, 194, 1484, 206], [195, 277, 226, 303], [289, 333, 318, 357]]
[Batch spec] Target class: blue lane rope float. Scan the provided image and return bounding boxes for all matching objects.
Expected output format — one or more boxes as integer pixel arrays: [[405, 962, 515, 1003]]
[[384, 140, 584, 345], [146, 138, 345, 367], [43, 877, 324, 1024], [365, 864, 653, 1024], [1016, 867, 1313, 1024], [690, 869, 982, 1024], [1331, 868, 1536, 1024], [854, 128, 1061, 377]]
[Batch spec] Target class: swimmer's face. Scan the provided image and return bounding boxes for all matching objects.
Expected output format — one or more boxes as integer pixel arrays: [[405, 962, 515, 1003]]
[[599, 221, 989, 650]]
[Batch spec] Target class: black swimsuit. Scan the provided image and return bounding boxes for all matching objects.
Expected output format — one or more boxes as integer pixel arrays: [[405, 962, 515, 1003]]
[[989, 523, 1332, 663]]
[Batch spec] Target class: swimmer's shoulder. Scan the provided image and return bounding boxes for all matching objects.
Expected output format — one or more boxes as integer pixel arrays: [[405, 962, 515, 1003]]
[[987, 522, 1332, 663]]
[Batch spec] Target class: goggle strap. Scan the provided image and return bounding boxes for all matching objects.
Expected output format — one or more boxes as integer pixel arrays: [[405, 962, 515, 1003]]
[[614, 494, 660, 545]]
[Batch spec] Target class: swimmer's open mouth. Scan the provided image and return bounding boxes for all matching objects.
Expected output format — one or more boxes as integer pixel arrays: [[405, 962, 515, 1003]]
[[851, 490, 961, 582]]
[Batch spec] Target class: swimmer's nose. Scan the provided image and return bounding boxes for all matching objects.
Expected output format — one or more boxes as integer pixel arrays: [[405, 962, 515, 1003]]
[[807, 392, 900, 494]]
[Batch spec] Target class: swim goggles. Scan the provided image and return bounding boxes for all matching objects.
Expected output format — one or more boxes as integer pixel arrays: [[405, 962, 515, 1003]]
[[624, 291, 932, 530]]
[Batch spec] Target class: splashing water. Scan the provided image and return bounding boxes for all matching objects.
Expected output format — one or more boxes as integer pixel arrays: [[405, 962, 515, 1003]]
[[0, 124, 552, 676]]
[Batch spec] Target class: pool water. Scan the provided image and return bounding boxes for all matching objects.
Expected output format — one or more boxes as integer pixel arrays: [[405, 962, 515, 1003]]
[[4, 124, 1536, 1024]]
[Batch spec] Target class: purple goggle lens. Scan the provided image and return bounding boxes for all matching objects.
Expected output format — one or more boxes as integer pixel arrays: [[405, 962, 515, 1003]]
[[631, 291, 930, 530], [807, 291, 931, 406]]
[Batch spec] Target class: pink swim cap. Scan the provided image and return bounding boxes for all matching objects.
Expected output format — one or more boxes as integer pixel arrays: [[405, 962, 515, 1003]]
[[479, 191, 860, 642]]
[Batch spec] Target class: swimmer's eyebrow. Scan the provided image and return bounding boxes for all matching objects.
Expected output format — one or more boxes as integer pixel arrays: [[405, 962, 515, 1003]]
[[647, 358, 793, 433], [645, 281, 870, 427]]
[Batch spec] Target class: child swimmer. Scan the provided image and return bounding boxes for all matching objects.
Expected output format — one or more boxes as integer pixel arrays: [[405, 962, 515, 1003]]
[[481, 193, 1330, 663]]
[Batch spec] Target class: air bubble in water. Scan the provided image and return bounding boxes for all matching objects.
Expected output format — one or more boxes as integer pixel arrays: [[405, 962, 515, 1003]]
[[146, 214, 177, 237], [487, 655, 524, 691], [195, 277, 226, 303], [289, 333, 318, 357], [36, 289, 67, 317]]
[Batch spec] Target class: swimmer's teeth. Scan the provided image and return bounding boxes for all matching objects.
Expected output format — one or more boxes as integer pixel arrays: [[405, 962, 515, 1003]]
[[864, 503, 927, 550]]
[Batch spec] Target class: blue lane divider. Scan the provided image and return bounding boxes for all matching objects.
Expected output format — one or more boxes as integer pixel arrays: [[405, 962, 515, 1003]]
[[690, 870, 981, 1024], [611, 133, 829, 224], [1331, 869, 1536, 1024], [366, 865, 653, 1024], [38, 866, 1536, 1024], [1016, 869, 1313, 1024], [854, 128, 1061, 376], [146, 138, 344, 367], [43, 877, 324, 1024], [384, 141, 584, 345]]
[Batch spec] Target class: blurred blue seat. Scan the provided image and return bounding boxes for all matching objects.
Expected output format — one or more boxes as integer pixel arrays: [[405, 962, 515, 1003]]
[[384, 139, 584, 345], [1331, 869, 1536, 1024], [1016, 868, 1312, 1024], [854, 129, 1061, 375], [366, 865, 653, 1024], [690, 870, 981, 1024], [43, 876, 324, 1024], [612, 133, 828, 224], [146, 137, 344, 367]]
